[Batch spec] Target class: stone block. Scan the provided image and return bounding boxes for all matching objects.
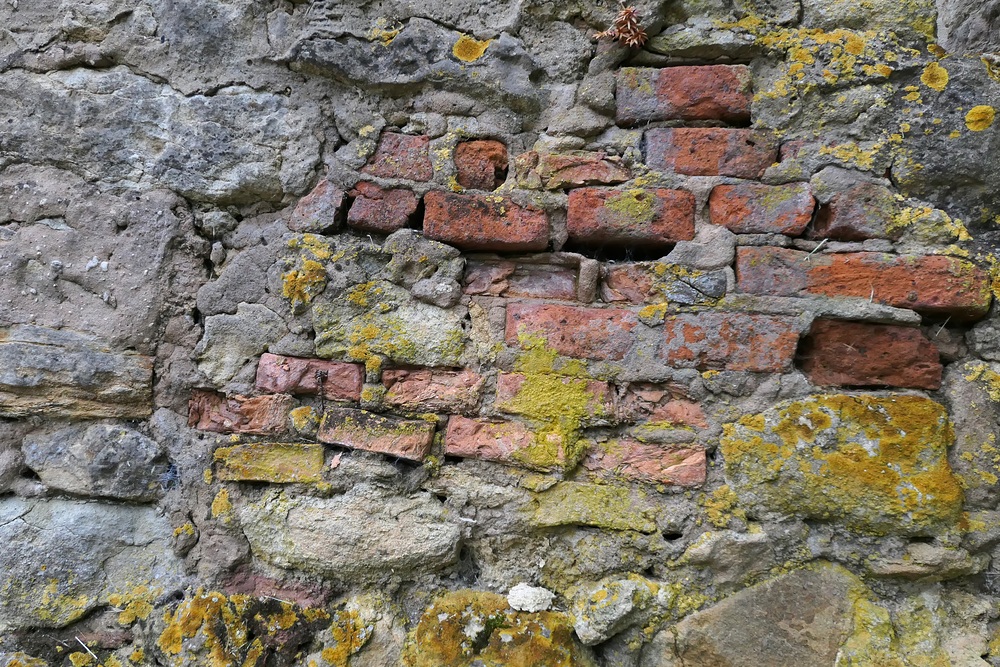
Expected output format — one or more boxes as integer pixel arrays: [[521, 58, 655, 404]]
[[617, 65, 752, 125]]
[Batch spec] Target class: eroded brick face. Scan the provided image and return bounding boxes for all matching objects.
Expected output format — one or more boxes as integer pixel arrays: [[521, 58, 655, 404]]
[[617, 65, 752, 125], [256, 353, 363, 401], [454, 139, 508, 190], [188, 391, 294, 435], [423, 191, 549, 251], [661, 313, 800, 372], [361, 133, 433, 181], [566, 187, 696, 247], [347, 182, 419, 234], [382, 368, 484, 414], [645, 128, 778, 178], [811, 182, 899, 241], [709, 182, 815, 235], [584, 440, 707, 487], [506, 303, 640, 361], [317, 407, 435, 461]]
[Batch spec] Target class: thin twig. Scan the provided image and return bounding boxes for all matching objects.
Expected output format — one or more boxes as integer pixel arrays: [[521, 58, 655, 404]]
[[803, 238, 827, 261], [75, 637, 99, 662], [934, 316, 952, 338]]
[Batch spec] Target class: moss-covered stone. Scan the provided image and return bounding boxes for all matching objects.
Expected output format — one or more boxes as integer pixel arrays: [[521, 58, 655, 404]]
[[402, 590, 596, 667], [213, 442, 325, 483], [529, 482, 658, 533], [720, 394, 963, 535]]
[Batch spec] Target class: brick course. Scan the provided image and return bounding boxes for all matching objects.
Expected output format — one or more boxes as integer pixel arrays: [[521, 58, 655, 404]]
[[661, 313, 800, 372], [645, 128, 778, 178], [423, 191, 549, 251], [506, 303, 639, 361], [617, 65, 752, 125], [709, 182, 815, 235], [567, 187, 696, 247]]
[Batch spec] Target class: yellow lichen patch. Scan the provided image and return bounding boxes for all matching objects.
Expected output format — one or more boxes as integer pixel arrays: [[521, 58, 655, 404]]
[[68, 653, 93, 667], [366, 18, 401, 46], [700, 485, 746, 528], [452, 34, 491, 62], [964, 363, 1000, 402], [210, 488, 234, 524], [214, 442, 325, 484], [920, 62, 948, 91], [33, 578, 92, 626], [282, 259, 327, 308], [290, 405, 321, 433], [887, 206, 971, 242], [156, 590, 250, 667], [965, 105, 996, 131], [109, 585, 158, 625], [605, 189, 656, 225], [720, 394, 964, 535], [318, 609, 373, 666]]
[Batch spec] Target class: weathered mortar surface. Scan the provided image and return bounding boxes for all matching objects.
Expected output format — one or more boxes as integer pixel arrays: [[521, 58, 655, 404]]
[[6, 0, 1000, 664]]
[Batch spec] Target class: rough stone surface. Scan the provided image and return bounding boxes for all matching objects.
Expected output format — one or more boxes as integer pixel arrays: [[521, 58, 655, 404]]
[[507, 583, 555, 612], [812, 182, 899, 241], [287, 179, 344, 233], [196, 303, 288, 386], [454, 139, 509, 191], [347, 182, 420, 234]]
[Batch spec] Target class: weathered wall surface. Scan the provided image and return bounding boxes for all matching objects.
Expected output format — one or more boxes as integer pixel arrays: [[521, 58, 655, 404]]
[[4, 0, 1000, 664]]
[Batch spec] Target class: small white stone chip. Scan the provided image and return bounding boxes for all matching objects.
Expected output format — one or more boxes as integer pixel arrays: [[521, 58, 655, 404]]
[[507, 583, 554, 613]]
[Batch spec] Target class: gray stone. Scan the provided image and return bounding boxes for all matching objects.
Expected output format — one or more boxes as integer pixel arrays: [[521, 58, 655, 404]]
[[646, 18, 759, 61], [197, 211, 239, 239], [809, 166, 886, 204], [942, 361, 1000, 509], [573, 578, 656, 645], [0, 497, 185, 631], [195, 303, 288, 386], [238, 487, 461, 581], [718, 294, 923, 326], [680, 529, 776, 588], [196, 245, 282, 317], [967, 320, 1000, 361], [734, 0, 801, 24], [801, 0, 935, 42], [939, 0, 1000, 52], [866, 542, 988, 580], [22, 423, 168, 501], [507, 583, 555, 612], [665, 224, 736, 271], [0, 325, 152, 419]]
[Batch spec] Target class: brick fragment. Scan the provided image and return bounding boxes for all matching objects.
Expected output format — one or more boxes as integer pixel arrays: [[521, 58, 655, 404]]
[[347, 182, 419, 234], [617, 65, 752, 125], [361, 133, 433, 181], [800, 319, 942, 389], [735, 247, 993, 320], [288, 179, 344, 232], [445, 416, 574, 471], [255, 353, 363, 401], [214, 442, 325, 483], [709, 182, 815, 235], [811, 182, 899, 241], [188, 391, 294, 434], [516, 151, 631, 190], [661, 313, 800, 372], [506, 303, 639, 361], [454, 139, 508, 190], [382, 368, 484, 413], [495, 373, 614, 424], [567, 187, 695, 247], [584, 440, 707, 487], [423, 191, 549, 251], [317, 407, 435, 461], [463, 261, 577, 300], [617, 382, 707, 427], [645, 128, 778, 178]]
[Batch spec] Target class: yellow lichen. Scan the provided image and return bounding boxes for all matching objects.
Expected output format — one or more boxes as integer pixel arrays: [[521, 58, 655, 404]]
[[282, 259, 327, 308], [366, 18, 401, 46], [109, 585, 158, 625], [965, 105, 995, 131], [211, 488, 234, 524], [452, 34, 491, 62], [700, 485, 746, 528], [920, 62, 948, 91], [604, 189, 656, 225]]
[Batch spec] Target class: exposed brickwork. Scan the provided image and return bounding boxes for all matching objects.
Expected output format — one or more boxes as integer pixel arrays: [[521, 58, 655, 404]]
[[601, 263, 726, 305], [515, 151, 630, 189], [645, 128, 778, 178], [188, 391, 294, 435], [214, 442, 325, 483], [463, 261, 578, 301], [288, 179, 344, 232], [361, 133, 433, 181], [495, 373, 614, 423], [709, 182, 815, 235], [584, 440, 707, 487], [382, 368, 484, 413], [811, 182, 899, 241], [423, 191, 549, 251], [454, 139, 508, 190], [445, 416, 574, 472], [317, 407, 435, 461], [800, 319, 942, 389], [255, 353, 363, 401], [616, 65, 752, 125], [735, 247, 993, 320], [347, 182, 419, 234], [661, 313, 800, 372], [566, 187, 695, 247], [506, 303, 639, 361], [617, 383, 707, 427]]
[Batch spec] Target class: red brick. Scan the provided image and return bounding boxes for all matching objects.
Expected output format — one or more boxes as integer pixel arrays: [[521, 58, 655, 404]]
[[567, 187, 695, 247], [288, 179, 344, 232], [346, 181, 419, 234], [316, 407, 434, 461], [645, 128, 778, 178], [584, 440, 706, 487], [423, 191, 549, 251], [616, 65, 752, 125], [515, 151, 631, 190], [800, 319, 942, 389], [454, 139, 508, 190], [188, 391, 294, 435], [506, 303, 639, 361], [213, 442, 325, 483], [382, 368, 484, 413], [735, 247, 993, 320], [709, 182, 815, 235], [811, 182, 899, 241], [661, 313, 800, 372], [495, 373, 614, 424], [361, 133, 433, 181], [444, 416, 575, 472], [255, 353, 363, 401], [463, 260, 577, 300], [617, 382, 707, 427], [601, 263, 726, 305]]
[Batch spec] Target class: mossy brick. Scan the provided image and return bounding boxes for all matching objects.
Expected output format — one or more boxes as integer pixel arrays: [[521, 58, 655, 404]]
[[463, 260, 579, 300], [709, 182, 815, 235], [495, 372, 613, 426], [529, 482, 658, 533], [661, 313, 800, 372], [506, 303, 639, 361], [287, 179, 344, 233], [583, 440, 706, 487], [423, 191, 549, 252], [454, 139, 508, 191], [213, 442, 325, 483], [645, 128, 778, 178], [255, 353, 363, 401], [800, 319, 942, 389], [382, 368, 484, 414], [317, 406, 434, 461], [346, 181, 419, 234], [515, 150, 631, 190], [616, 65, 752, 125], [735, 247, 992, 320], [187, 390, 294, 435], [567, 187, 695, 247], [361, 132, 433, 181], [720, 394, 964, 535], [811, 182, 900, 241], [445, 416, 579, 472]]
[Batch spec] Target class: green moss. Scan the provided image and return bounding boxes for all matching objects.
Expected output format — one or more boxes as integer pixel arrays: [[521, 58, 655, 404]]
[[604, 189, 656, 226]]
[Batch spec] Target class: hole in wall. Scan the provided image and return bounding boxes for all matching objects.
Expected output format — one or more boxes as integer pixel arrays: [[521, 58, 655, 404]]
[[560, 241, 668, 262]]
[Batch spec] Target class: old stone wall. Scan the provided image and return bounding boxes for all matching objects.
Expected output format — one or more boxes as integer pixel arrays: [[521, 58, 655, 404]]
[[4, 0, 1000, 665]]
